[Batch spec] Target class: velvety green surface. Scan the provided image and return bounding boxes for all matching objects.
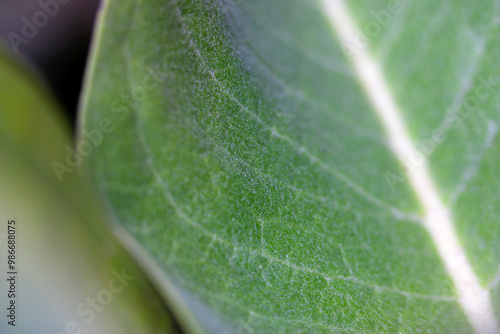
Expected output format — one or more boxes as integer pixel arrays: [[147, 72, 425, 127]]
[[80, 0, 500, 332]]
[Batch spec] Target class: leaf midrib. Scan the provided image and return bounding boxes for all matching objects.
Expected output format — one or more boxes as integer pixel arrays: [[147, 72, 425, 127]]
[[320, 0, 499, 332]]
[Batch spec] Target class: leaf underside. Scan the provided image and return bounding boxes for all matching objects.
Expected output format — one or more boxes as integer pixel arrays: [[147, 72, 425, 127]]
[[81, 0, 500, 332]]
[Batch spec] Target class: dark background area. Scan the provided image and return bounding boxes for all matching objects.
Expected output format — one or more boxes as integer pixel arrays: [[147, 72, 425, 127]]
[[0, 0, 101, 128]]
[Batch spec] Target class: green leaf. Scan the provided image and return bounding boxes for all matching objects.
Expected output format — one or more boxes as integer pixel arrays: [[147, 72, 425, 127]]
[[80, 0, 500, 332], [0, 46, 181, 334]]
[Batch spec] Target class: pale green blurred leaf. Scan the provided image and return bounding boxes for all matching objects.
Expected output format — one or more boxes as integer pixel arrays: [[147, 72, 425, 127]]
[[0, 46, 181, 334]]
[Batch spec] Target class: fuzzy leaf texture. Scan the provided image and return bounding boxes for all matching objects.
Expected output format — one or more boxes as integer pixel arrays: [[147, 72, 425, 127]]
[[80, 0, 500, 332]]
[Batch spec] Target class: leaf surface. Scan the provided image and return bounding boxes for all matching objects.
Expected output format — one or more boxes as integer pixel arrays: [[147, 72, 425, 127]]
[[80, 0, 500, 332]]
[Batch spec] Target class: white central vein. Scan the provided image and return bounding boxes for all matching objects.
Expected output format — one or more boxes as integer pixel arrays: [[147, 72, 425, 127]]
[[320, 0, 499, 333]]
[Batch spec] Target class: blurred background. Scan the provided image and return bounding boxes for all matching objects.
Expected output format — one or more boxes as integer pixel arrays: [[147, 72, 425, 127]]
[[0, 0, 100, 126], [0, 2, 185, 333]]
